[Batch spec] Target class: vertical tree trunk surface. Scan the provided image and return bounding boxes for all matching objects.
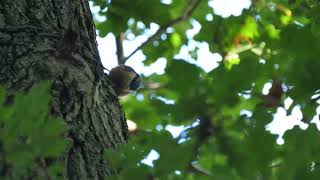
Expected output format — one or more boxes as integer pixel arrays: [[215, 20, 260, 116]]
[[0, 0, 128, 179]]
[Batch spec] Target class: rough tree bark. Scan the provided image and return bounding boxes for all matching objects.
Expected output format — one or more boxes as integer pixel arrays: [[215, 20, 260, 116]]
[[0, 0, 128, 179]]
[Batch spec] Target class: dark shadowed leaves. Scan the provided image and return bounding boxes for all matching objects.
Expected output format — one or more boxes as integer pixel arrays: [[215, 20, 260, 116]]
[[0, 82, 69, 179]]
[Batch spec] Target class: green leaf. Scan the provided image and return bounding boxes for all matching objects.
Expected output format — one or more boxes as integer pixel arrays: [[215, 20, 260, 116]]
[[170, 32, 182, 48], [239, 16, 260, 39]]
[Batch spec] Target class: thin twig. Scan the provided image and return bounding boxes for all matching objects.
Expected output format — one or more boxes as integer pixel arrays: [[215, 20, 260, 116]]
[[123, 0, 202, 62], [227, 44, 256, 55]]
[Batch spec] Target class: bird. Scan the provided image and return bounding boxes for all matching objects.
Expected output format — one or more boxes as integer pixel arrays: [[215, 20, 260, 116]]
[[108, 65, 142, 96]]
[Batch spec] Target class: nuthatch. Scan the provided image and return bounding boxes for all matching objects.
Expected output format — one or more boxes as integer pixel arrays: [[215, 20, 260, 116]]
[[109, 65, 142, 96]]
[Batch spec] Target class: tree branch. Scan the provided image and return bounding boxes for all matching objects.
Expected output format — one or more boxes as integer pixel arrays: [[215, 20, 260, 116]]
[[116, 32, 125, 64], [123, 0, 202, 62]]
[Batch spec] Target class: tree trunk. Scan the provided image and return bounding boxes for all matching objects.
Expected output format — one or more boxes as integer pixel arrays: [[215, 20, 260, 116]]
[[0, 0, 128, 179]]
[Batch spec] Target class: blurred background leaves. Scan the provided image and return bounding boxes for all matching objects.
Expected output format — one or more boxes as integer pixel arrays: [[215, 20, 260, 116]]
[[95, 0, 320, 179], [4, 0, 320, 179]]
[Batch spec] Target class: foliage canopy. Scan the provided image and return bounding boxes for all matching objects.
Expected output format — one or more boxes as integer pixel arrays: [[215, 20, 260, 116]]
[[91, 0, 320, 179]]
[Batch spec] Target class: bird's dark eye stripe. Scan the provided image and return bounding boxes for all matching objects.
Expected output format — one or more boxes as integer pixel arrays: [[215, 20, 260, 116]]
[[131, 76, 139, 84], [129, 75, 141, 90]]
